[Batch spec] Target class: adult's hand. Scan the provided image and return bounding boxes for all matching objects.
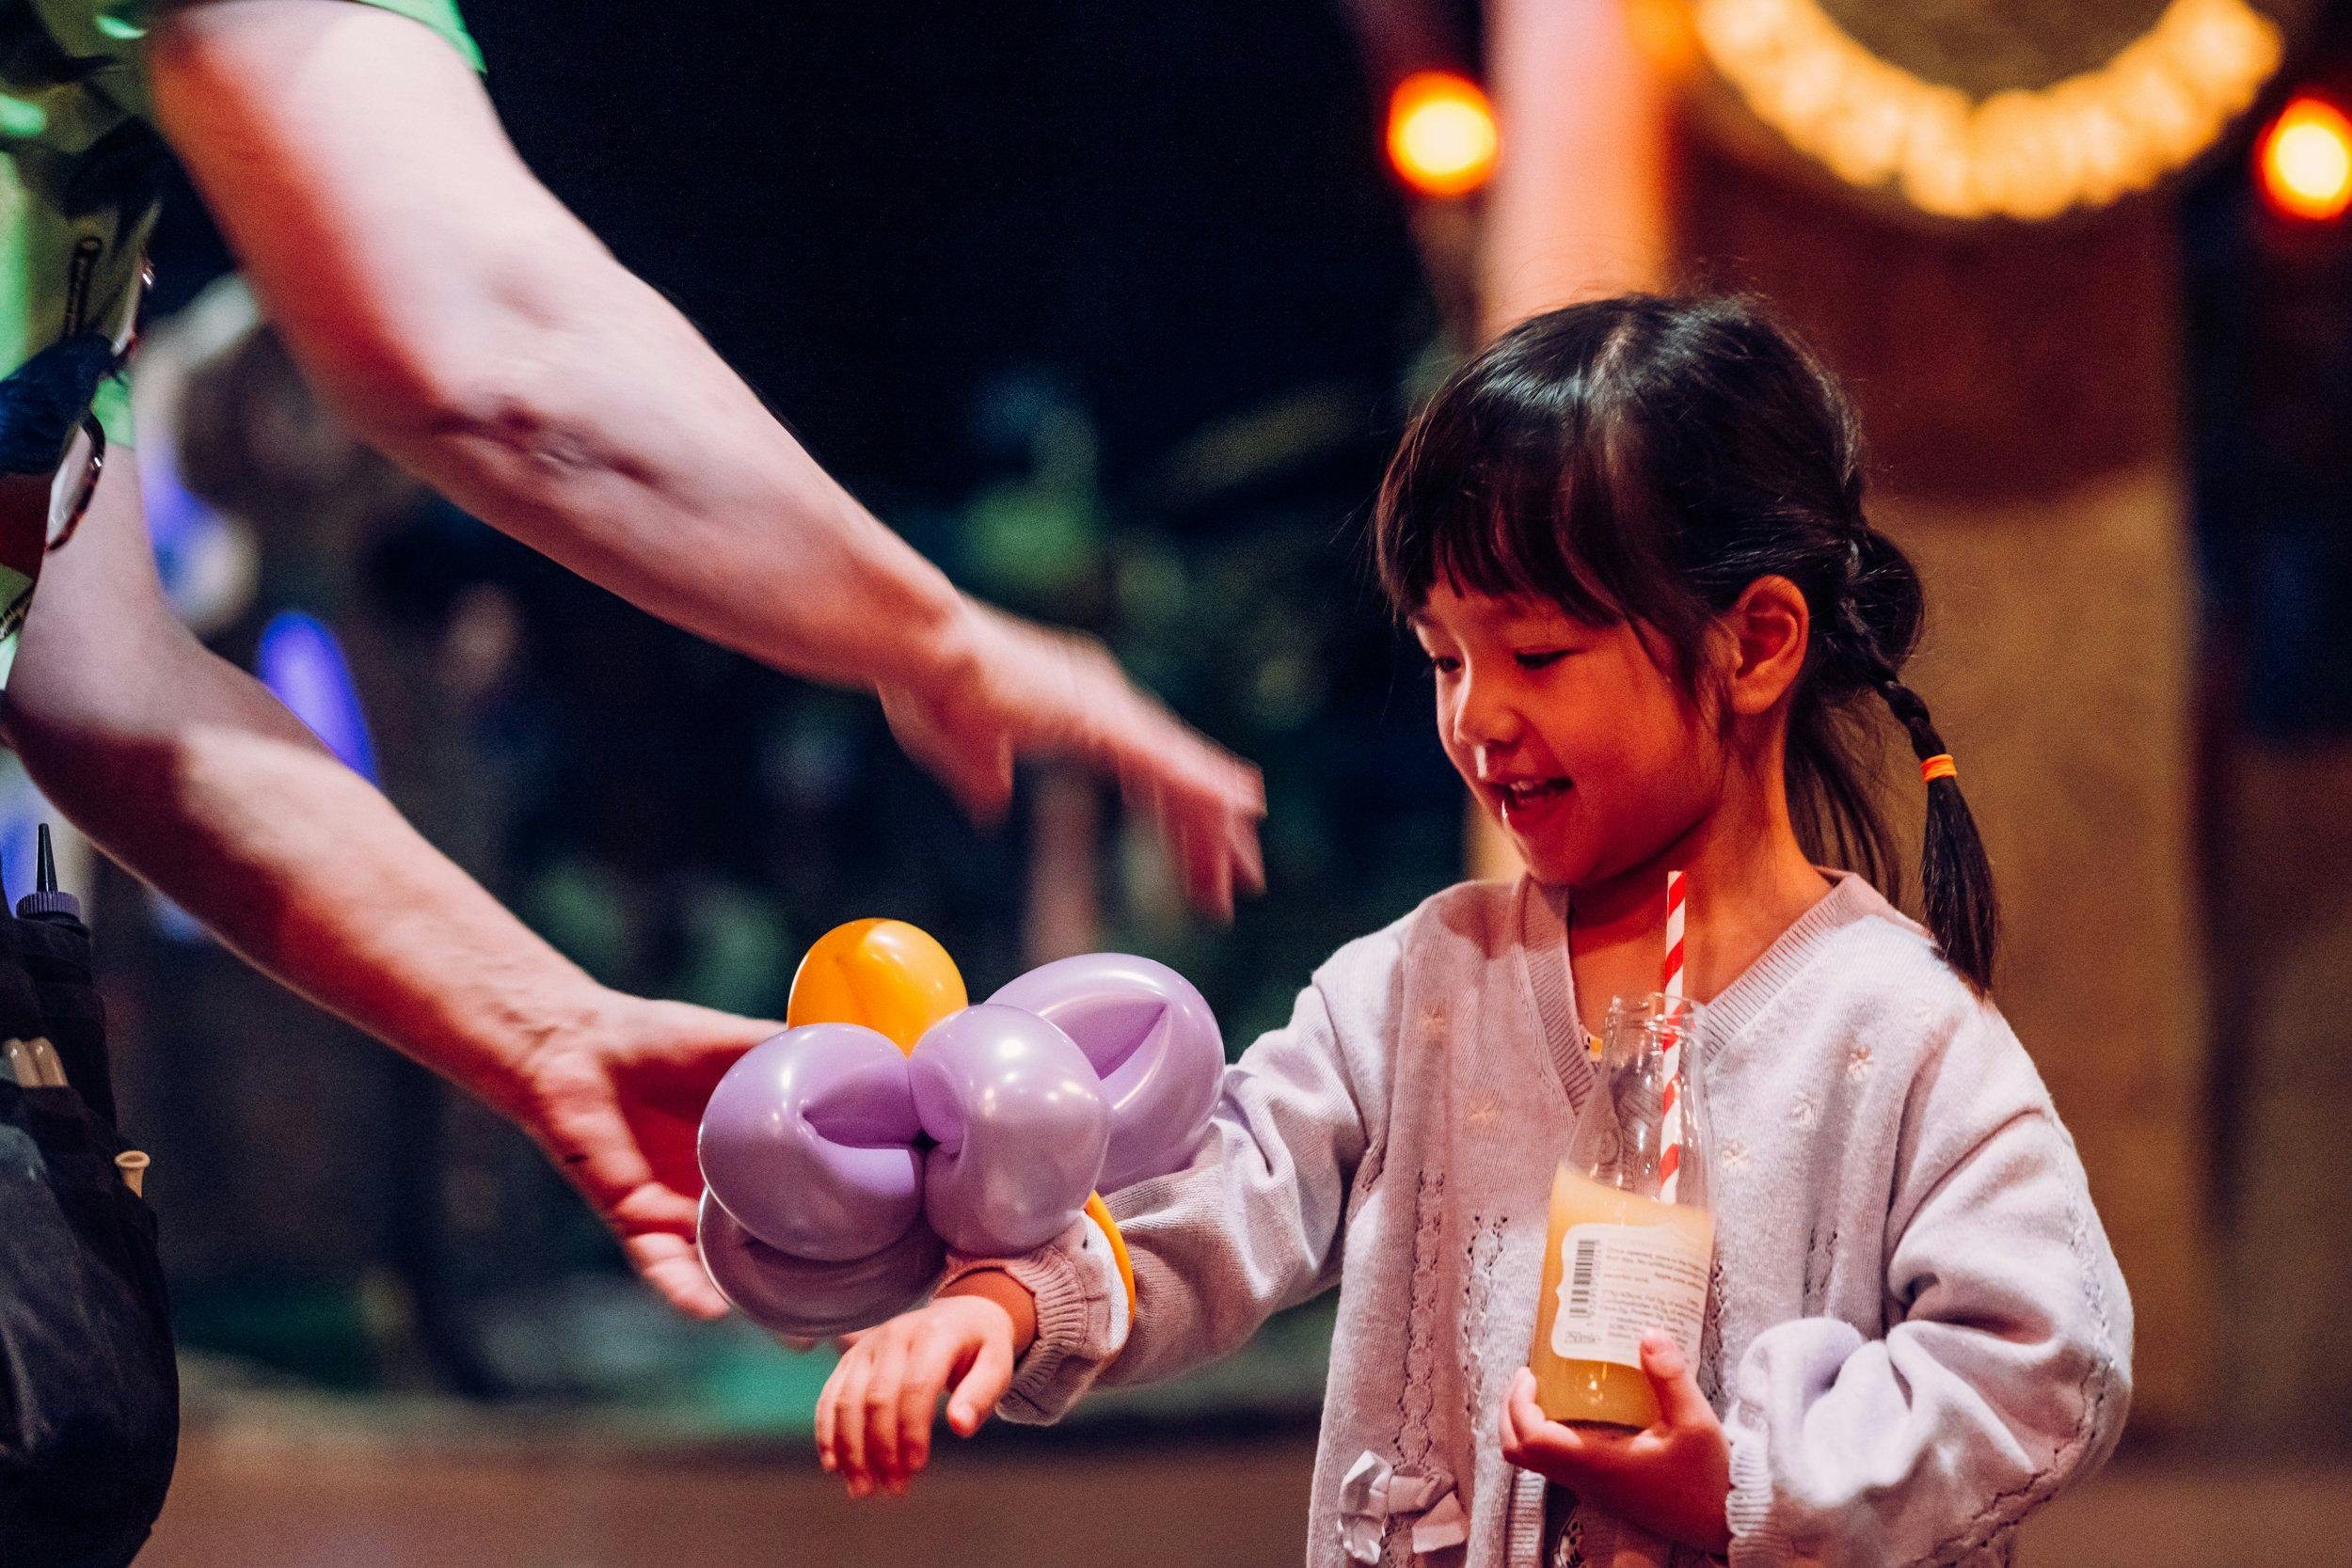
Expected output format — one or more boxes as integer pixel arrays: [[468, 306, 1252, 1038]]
[[512, 993, 782, 1320], [881, 601, 1266, 918]]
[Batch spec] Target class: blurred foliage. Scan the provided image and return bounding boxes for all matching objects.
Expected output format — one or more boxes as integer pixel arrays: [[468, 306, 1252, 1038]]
[[947, 364, 1463, 1043]]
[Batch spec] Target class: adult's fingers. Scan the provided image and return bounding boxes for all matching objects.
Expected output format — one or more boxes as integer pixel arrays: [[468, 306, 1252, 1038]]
[[882, 685, 1013, 825], [1142, 780, 1263, 920], [530, 1068, 667, 1217], [938, 739, 1015, 826], [1229, 809, 1267, 895], [534, 1093, 723, 1321], [623, 1228, 728, 1321], [1179, 820, 1234, 922]]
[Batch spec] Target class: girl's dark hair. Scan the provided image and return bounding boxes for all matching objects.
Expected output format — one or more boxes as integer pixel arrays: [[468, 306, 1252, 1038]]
[[1373, 294, 1998, 990]]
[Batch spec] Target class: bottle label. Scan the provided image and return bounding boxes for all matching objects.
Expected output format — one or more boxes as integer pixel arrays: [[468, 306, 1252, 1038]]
[[1549, 1221, 1711, 1369]]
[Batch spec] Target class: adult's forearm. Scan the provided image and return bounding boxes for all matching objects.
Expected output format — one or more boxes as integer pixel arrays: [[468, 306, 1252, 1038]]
[[142, 1, 1268, 923], [8, 631, 603, 1115], [149, 2, 972, 698], [342, 259, 973, 696]]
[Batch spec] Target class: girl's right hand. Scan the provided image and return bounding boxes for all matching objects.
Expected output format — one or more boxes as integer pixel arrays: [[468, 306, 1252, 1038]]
[[815, 1276, 1033, 1497]]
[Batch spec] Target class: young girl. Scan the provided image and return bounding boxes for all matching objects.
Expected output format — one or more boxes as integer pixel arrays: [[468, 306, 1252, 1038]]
[[813, 295, 2133, 1566]]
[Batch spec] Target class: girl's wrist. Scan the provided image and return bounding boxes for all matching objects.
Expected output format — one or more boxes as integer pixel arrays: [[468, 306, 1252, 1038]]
[[938, 1267, 1038, 1357]]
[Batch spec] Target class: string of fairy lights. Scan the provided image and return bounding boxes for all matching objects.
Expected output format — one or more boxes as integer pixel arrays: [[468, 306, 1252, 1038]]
[[1689, 0, 2284, 220], [1378, 0, 2350, 229]]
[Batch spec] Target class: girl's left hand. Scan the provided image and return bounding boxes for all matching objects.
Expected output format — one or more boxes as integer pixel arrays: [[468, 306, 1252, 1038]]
[[1499, 1335, 1734, 1556]]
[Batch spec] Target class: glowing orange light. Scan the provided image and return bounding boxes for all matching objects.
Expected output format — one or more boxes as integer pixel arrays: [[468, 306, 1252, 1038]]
[[2259, 95, 2352, 221], [1387, 71, 1499, 198]]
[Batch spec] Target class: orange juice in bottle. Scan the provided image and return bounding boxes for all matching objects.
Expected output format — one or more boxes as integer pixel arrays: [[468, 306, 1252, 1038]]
[[1528, 993, 1714, 1428]]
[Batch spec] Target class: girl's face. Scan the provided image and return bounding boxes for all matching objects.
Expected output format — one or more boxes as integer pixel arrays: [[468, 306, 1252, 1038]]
[[1412, 581, 1722, 890]]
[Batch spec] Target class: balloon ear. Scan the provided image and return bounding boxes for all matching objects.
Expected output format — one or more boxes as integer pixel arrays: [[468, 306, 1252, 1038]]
[[787, 919, 968, 1053], [908, 1005, 1108, 1255], [989, 954, 1222, 1193], [697, 1193, 944, 1340], [697, 1022, 924, 1261]]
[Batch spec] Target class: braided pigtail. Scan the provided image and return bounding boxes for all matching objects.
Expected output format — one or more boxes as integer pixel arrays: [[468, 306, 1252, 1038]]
[[1836, 586, 2000, 991]]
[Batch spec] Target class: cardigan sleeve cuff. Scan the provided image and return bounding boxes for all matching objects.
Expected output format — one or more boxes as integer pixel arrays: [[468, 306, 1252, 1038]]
[[937, 1212, 1130, 1425], [1725, 1416, 1802, 1568]]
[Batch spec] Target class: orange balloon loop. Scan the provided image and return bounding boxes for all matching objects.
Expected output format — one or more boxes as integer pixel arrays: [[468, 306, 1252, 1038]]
[[786, 919, 968, 1054]]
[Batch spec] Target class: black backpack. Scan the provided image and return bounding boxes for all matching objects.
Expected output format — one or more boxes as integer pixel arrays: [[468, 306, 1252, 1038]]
[[0, 909, 177, 1568]]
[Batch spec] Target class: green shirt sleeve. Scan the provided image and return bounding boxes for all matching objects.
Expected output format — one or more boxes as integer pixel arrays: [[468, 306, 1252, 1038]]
[[0, 0, 484, 449], [341, 0, 481, 70], [0, 0, 483, 687], [25, 0, 481, 79]]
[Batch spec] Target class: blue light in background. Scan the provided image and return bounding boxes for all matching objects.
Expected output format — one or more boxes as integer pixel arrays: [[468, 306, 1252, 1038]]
[[256, 610, 379, 785], [0, 763, 40, 907]]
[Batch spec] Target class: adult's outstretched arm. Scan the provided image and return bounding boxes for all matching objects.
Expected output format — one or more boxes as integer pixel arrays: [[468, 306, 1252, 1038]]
[[2, 460, 773, 1318], [147, 0, 1263, 911]]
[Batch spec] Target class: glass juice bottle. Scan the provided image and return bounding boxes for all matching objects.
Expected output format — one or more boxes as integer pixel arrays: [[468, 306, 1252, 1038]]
[[1528, 993, 1714, 1428]]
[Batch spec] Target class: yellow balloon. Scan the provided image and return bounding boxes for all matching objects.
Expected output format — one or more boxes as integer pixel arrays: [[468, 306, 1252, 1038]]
[[787, 919, 968, 1054]]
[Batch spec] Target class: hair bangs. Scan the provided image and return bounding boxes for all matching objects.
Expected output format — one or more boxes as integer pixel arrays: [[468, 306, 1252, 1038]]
[[1375, 384, 1651, 632]]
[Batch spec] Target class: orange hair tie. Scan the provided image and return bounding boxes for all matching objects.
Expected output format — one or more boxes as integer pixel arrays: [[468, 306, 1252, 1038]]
[[1920, 753, 1958, 784]]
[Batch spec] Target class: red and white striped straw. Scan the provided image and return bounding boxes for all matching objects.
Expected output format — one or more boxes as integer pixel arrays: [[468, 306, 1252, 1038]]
[[1659, 868, 1687, 1202], [1661, 870, 1687, 1004]]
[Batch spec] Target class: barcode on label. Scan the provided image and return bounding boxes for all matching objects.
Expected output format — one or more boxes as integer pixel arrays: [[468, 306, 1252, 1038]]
[[1565, 1238, 1597, 1319]]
